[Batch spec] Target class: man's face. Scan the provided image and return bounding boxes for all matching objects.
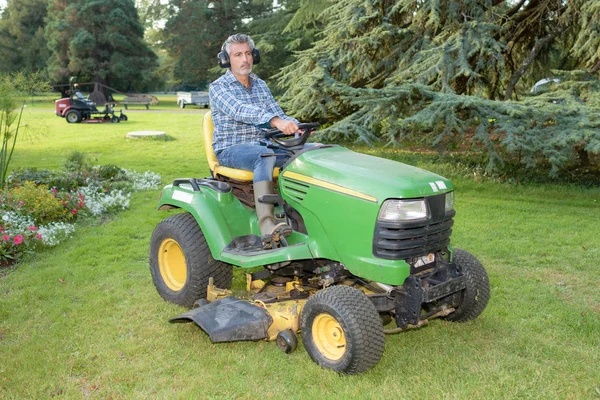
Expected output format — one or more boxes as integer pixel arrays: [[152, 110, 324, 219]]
[[228, 42, 253, 77]]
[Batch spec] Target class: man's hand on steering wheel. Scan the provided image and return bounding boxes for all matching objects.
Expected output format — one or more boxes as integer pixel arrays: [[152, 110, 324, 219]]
[[270, 117, 299, 135], [264, 121, 320, 148]]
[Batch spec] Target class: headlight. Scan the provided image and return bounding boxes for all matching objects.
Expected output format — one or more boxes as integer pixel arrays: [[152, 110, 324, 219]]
[[378, 199, 428, 222], [445, 191, 454, 213]]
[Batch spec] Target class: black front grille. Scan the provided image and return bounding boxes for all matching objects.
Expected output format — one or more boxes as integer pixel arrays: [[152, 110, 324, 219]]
[[373, 193, 455, 260]]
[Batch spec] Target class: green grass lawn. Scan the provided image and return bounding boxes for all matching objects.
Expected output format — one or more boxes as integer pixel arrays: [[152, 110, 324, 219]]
[[1, 107, 599, 399]]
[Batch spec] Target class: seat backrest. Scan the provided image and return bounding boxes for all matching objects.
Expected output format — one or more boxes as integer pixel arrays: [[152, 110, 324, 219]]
[[203, 112, 219, 172], [202, 112, 258, 181]]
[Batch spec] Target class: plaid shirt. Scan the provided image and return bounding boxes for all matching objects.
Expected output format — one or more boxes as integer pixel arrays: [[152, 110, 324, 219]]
[[209, 69, 297, 153]]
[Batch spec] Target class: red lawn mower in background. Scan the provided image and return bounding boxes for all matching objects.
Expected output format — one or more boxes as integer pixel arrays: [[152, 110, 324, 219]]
[[55, 78, 127, 123]]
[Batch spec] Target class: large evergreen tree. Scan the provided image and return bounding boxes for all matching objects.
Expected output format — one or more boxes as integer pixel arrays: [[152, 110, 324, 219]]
[[0, 0, 49, 73], [45, 0, 157, 90], [276, 0, 600, 176]]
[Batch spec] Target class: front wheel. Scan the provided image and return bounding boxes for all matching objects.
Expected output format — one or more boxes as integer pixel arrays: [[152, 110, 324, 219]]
[[444, 248, 490, 322], [149, 212, 233, 307], [301, 285, 385, 374], [65, 110, 82, 123]]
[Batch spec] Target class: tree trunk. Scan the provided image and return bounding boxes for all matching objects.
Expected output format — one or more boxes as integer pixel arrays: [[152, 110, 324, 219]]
[[504, 31, 557, 100]]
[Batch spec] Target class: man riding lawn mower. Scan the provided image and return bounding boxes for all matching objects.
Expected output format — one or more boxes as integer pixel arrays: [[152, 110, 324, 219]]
[[54, 79, 127, 124], [149, 113, 491, 374]]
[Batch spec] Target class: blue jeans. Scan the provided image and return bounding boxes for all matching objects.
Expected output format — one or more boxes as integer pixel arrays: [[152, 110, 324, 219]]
[[216, 142, 290, 183]]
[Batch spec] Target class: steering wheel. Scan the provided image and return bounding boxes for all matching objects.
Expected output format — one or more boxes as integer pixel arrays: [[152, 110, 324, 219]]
[[264, 122, 320, 148]]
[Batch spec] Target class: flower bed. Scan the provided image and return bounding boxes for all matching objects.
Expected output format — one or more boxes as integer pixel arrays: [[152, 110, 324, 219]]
[[0, 163, 161, 266]]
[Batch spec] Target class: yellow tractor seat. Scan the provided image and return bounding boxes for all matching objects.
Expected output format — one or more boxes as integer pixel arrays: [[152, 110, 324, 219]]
[[203, 112, 280, 181]]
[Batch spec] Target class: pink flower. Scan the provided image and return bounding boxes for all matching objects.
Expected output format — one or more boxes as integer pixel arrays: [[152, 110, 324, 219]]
[[0, 226, 3, 233], [36, 233, 43, 240], [78, 201, 84, 208], [13, 235, 23, 245], [18, 200, 24, 206], [2, 235, 10, 241], [29, 226, 38, 231], [51, 187, 57, 194], [71, 208, 77, 215]]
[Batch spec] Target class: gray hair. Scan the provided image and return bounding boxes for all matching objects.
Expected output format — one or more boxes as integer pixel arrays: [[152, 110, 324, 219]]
[[222, 34, 255, 55]]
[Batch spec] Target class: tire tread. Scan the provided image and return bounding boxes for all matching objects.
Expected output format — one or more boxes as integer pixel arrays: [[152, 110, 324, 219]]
[[301, 285, 385, 374], [149, 212, 232, 307], [444, 248, 490, 322]]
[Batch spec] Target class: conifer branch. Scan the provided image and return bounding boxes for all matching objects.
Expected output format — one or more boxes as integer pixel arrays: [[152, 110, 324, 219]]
[[504, 31, 557, 100]]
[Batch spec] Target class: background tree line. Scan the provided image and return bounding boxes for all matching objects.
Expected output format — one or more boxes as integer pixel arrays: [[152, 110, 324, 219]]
[[0, 0, 598, 179]]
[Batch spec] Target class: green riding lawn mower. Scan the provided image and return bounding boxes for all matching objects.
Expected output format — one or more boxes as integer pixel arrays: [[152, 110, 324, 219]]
[[149, 112, 490, 375]]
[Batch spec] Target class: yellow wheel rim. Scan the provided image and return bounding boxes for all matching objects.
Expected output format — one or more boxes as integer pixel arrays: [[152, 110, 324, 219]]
[[158, 239, 187, 291], [312, 313, 346, 360]]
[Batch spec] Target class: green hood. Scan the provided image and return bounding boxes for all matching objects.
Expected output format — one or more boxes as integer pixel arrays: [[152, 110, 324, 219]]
[[286, 146, 453, 203]]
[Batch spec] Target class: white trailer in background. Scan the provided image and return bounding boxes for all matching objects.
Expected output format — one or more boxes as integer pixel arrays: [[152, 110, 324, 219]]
[[176, 92, 209, 109]]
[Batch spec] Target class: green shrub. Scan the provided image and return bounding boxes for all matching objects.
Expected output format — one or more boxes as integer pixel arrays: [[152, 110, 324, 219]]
[[63, 151, 90, 172], [8, 168, 57, 187], [11, 167, 96, 192], [4, 181, 70, 224], [97, 164, 126, 181]]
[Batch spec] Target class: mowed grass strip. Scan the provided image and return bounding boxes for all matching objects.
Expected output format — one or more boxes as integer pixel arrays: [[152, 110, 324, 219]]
[[0, 106, 598, 399]]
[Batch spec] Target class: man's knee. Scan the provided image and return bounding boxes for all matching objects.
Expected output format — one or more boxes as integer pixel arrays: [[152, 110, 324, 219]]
[[253, 148, 276, 168]]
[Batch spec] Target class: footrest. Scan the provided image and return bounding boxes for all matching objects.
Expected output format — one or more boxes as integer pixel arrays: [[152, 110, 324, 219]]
[[258, 194, 284, 205]]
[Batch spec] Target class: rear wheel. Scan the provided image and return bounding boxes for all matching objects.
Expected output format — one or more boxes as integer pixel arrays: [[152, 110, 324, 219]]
[[301, 285, 385, 374], [65, 110, 82, 123], [111, 115, 120, 123], [443, 248, 490, 322], [149, 212, 233, 307]]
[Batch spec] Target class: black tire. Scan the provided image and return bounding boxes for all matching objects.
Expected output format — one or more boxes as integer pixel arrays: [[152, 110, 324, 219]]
[[444, 248, 490, 322], [120, 114, 128, 121], [149, 212, 233, 307], [276, 329, 298, 354], [65, 110, 82, 123], [301, 285, 385, 374], [111, 115, 120, 123]]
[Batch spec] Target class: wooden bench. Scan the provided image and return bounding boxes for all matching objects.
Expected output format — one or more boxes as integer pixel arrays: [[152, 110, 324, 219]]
[[122, 96, 152, 110]]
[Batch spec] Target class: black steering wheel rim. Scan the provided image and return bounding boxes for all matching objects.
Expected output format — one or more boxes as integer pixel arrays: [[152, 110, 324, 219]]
[[264, 122, 320, 148]]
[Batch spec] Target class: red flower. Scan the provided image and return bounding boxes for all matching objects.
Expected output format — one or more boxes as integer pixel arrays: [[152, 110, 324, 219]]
[[2, 235, 10, 241], [72, 208, 77, 215], [29, 226, 38, 231], [78, 193, 84, 201], [13, 235, 23, 245], [51, 187, 57, 194]]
